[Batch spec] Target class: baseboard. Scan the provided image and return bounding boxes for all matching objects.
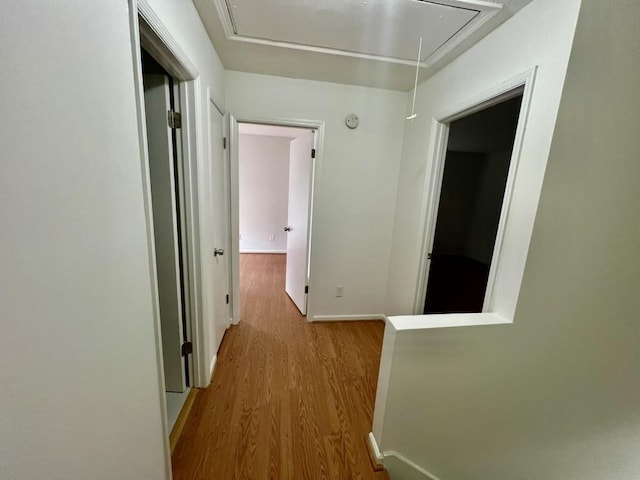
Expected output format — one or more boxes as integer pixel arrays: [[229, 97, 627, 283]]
[[366, 432, 440, 480], [311, 314, 386, 322], [209, 354, 217, 379], [367, 432, 384, 471], [239, 249, 286, 254], [169, 388, 198, 454], [383, 451, 442, 480]]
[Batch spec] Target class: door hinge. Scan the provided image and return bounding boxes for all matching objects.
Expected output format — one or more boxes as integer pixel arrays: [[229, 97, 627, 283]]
[[168, 110, 182, 129], [226, 294, 229, 304], [311, 148, 316, 158], [181, 341, 193, 356], [305, 285, 309, 294], [223, 137, 227, 149]]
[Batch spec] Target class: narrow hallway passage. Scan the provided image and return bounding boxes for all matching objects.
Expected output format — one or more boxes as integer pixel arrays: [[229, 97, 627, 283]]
[[172, 254, 388, 479]]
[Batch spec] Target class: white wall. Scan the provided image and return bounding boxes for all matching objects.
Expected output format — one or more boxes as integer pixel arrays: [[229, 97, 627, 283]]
[[226, 72, 407, 319], [239, 134, 291, 252], [375, 0, 640, 478], [384, 0, 581, 317], [0, 1, 224, 478]]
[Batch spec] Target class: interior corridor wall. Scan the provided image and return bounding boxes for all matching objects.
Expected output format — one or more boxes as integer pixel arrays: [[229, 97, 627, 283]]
[[239, 134, 291, 252], [226, 72, 406, 319], [0, 0, 225, 478], [377, 0, 640, 478]]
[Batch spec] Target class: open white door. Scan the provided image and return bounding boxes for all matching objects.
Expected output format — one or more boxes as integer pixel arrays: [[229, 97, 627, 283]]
[[208, 102, 230, 353], [285, 131, 315, 315], [143, 74, 186, 393]]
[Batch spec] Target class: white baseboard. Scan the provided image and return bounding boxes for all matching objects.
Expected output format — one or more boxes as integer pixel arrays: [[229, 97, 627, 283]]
[[367, 432, 441, 480], [311, 314, 386, 322], [239, 249, 286, 254], [367, 432, 384, 464], [383, 451, 442, 480], [209, 354, 217, 378]]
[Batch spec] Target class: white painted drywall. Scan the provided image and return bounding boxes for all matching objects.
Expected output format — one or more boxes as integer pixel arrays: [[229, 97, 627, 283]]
[[226, 72, 406, 318], [384, 0, 581, 318], [144, 0, 228, 379], [376, 0, 640, 478], [0, 0, 224, 478], [239, 123, 309, 138], [239, 134, 291, 252]]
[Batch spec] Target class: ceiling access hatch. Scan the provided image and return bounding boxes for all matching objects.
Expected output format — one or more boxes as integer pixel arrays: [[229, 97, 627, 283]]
[[216, 0, 503, 66]]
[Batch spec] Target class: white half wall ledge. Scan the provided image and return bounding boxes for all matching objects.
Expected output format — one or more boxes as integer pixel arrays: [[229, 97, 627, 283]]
[[311, 314, 387, 322], [389, 312, 510, 331]]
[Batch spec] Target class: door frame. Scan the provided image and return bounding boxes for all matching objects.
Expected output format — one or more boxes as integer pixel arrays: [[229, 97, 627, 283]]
[[128, 1, 209, 473], [413, 67, 538, 315], [229, 116, 325, 323], [142, 73, 188, 393]]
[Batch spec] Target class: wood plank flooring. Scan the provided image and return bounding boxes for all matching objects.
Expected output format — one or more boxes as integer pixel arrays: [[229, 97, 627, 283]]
[[172, 253, 388, 480]]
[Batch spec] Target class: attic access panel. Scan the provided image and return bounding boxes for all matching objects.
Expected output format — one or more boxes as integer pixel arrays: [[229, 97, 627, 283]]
[[226, 0, 480, 62]]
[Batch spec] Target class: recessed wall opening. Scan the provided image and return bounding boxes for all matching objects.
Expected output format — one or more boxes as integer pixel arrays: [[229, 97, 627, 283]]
[[237, 122, 317, 317], [423, 91, 524, 314], [141, 48, 194, 429]]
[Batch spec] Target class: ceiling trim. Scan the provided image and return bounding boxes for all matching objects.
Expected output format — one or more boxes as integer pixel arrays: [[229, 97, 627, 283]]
[[213, 0, 502, 68]]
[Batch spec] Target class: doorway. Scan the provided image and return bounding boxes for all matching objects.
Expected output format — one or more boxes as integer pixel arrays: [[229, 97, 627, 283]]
[[237, 122, 317, 317], [141, 50, 193, 431], [423, 92, 524, 314]]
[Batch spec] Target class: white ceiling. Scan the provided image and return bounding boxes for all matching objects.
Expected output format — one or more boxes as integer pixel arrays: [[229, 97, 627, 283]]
[[238, 123, 311, 138], [194, 0, 534, 91], [229, 0, 480, 63]]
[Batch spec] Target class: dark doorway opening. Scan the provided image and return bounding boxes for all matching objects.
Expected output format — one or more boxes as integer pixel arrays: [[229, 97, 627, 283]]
[[424, 93, 523, 314]]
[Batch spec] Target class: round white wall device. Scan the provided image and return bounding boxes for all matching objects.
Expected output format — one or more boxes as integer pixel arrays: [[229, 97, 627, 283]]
[[345, 113, 359, 129]]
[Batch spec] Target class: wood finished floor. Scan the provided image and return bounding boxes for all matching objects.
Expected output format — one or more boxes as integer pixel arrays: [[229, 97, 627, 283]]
[[172, 253, 388, 480]]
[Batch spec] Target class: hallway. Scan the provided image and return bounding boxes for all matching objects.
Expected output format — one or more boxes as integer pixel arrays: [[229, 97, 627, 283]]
[[172, 254, 388, 479]]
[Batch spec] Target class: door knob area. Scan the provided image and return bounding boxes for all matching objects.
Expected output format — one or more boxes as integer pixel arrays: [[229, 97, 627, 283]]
[[284, 226, 292, 232], [214, 248, 224, 257]]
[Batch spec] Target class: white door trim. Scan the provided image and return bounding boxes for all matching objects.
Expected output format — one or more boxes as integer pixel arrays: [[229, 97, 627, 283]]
[[229, 116, 325, 323], [413, 67, 538, 315], [128, 2, 208, 476], [136, 1, 198, 80]]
